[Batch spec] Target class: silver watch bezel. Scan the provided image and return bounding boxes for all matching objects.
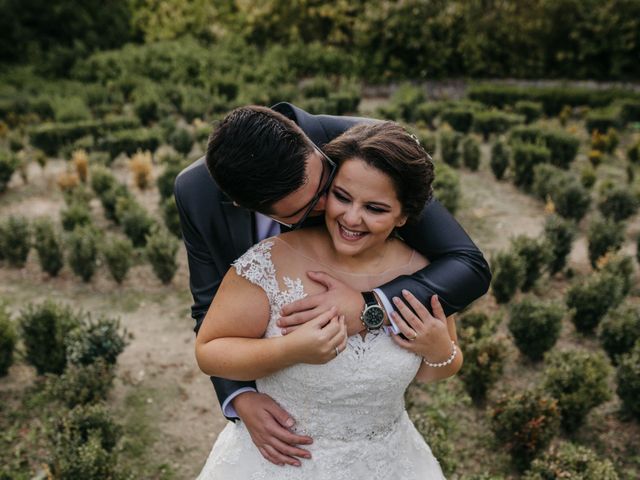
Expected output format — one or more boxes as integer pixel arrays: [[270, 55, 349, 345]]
[[361, 304, 385, 330]]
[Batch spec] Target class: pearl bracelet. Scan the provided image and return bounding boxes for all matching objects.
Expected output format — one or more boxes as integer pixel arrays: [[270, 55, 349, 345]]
[[423, 341, 457, 368]]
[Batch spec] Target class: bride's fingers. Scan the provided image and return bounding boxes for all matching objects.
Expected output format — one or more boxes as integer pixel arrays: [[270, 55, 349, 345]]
[[392, 296, 423, 332], [390, 311, 418, 343], [390, 330, 416, 351], [430, 294, 447, 323], [402, 289, 434, 323]]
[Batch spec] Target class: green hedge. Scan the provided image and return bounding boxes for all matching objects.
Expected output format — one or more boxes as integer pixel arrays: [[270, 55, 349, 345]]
[[96, 127, 161, 158], [510, 126, 579, 170]]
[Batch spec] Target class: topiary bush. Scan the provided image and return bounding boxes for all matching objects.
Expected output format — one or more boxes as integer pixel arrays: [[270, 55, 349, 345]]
[[514, 101, 543, 124], [490, 250, 525, 304], [509, 126, 579, 169], [116, 198, 156, 247], [168, 127, 194, 155], [145, 227, 179, 284], [414, 102, 441, 129], [67, 226, 99, 282], [523, 442, 619, 480], [473, 111, 523, 141], [462, 136, 481, 171], [532, 163, 563, 201], [441, 107, 474, 133], [102, 235, 134, 284], [598, 185, 639, 222], [439, 130, 462, 167], [89, 165, 116, 197], [587, 217, 625, 267], [66, 315, 128, 367], [543, 215, 576, 274], [510, 235, 551, 291], [599, 304, 640, 366], [61, 201, 92, 232], [628, 138, 640, 165], [585, 109, 619, 134], [566, 271, 625, 334], [599, 254, 635, 297], [459, 334, 508, 404], [490, 390, 560, 471], [616, 341, 640, 419], [97, 127, 161, 158], [490, 141, 509, 180], [0, 303, 16, 377], [619, 99, 640, 124], [98, 183, 131, 223], [0, 147, 19, 193], [19, 300, 81, 375], [432, 162, 461, 214], [162, 195, 182, 238], [33, 218, 64, 277], [508, 297, 564, 361], [580, 164, 596, 189], [42, 360, 116, 409], [415, 130, 437, 156], [542, 349, 612, 432], [156, 158, 186, 201], [552, 177, 591, 222], [0, 216, 31, 267], [511, 142, 551, 190]]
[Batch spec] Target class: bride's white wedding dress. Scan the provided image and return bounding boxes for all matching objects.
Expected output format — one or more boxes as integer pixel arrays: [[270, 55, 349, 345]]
[[197, 239, 446, 479]]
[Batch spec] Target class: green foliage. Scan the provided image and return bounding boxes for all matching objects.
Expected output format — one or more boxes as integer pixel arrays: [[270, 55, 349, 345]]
[[580, 164, 596, 189], [511, 142, 551, 190], [600, 254, 635, 297], [490, 390, 560, 471], [18, 300, 81, 375], [414, 103, 441, 129], [33, 218, 64, 277], [61, 201, 92, 232], [0, 216, 30, 267], [598, 185, 639, 222], [102, 235, 134, 284], [508, 297, 564, 361], [490, 250, 525, 304], [432, 162, 460, 214], [490, 141, 509, 180], [168, 127, 194, 155], [156, 159, 185, 200], [0, 303, 16, 377], [587, 217, 625, 267], [415, 130, 437, 157], [616, 341, 640, 419], [98, 183, 132, 224], [89, 165, 116, 197], [552, 178, 591, 222], [510, 126, 579, 169], [386, 83, 425, 122], [162, 195, 182, 238], [462, 136, 481, 171], [510, 235, 551, 291], [439, 131, 462, 168], [599, 304, 640, 366], [116, 198, 156, 247], [97, 127, 161, 158], [66, 316, 128, 367], [566, 271, 625, 334], [543, 215, 576, 274], [542, 349, 612, 432], [627, 138, 640, 165], [53, 96, 92, 123], [514, 101, 543, 124], [0, 147, 19, 193], [132, 86, 169, 125], [441, 107, 474, 133], [619, 99, 640, 124], [585, 109, 620, 134], [67, 226, 99, 282], [145, 227, 179, 284], [42, 360, 116, 409], [523, 442, 619, 480], [473, 111, 523, 140]]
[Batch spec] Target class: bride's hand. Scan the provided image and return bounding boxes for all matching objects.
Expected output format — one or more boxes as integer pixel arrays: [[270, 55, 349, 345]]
[[390, 291, 453, 363], [286, 306, 348, 365]]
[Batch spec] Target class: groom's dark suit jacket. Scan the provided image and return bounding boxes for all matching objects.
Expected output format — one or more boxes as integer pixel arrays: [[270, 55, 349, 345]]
[[175, 102, 491, 418]]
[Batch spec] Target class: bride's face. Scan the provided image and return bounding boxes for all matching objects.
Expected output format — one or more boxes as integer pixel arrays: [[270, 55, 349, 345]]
[[325, 158, 407, 257]]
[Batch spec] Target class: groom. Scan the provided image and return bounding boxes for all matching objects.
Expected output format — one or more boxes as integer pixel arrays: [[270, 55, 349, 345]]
[[175, 102, 491, 466]]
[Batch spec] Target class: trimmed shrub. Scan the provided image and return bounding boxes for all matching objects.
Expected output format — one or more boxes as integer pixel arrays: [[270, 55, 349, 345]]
[[97, 127, 161, 158], [67, 226, 99, 282], [587, 217, 625, 267], [600, 254, 635, 297], [490, 390, 560, 471], [512, 142, 551, 190], [523, 442, 619, 480], [598, 185, 639, 222], [490, 141, 509, 180], [510, 126, 579, 169], [616, 341, 640, 419], [33, 218, 64, 277], [0, 147, 19, 193], [415, 130, 437, 156], [439, 130, 462, 167], [599, 304, 640, 365], [414, 102, 441, 129], [116, 198, 156, 247], [66, 316, 128, 367], [462, 136, 481, 171], [19, 300, 81, 375], [102, 235, 134, 284], [0, 216, 31, 267], [441, 107, 474, 133], [585, 109, 619, 134], [542, 349, 611, 432], [61, 201, 92, 231], [129, 150, 153, 190], [627, 139, 640, 165], [459, 334, 508, 403], [473, 111, 523, 140], [491, 250, 525, 304], [532, 163, 563, 201], [580, 165, 596, 189], [619, 99, 640, 124], [514, 101, 543, 124], [168, 127, 194, 155], [508, 297, 564, 361], [566, 271, 625, 334], [145, 227, 179, 284], [387, 83, 425, 122], [157, 159, 185, 200], [90, 165, 116, 196], [511, 235, 551, 291], [588, 147, 603, 167], [543, 215, 576, 274], [162, 195, 182, 238], [0, 304, 16, 376], [53, 96, 92, 123], [98, 183, 132, 223], [42, 360, 115, 408], [552, 178, 591, 222], [432, 162, 461, 214]]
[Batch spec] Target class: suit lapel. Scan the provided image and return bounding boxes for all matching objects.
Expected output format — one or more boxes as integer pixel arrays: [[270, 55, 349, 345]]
[[221, 201, 254, 258]]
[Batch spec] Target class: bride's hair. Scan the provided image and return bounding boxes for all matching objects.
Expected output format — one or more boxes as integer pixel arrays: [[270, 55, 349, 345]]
[[323, 122, 434, 223]]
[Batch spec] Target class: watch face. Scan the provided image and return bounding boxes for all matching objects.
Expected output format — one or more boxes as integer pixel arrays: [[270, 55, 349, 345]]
[[364, 306, 384, 328]]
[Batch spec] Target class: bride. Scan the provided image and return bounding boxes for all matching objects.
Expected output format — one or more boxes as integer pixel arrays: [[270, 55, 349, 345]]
[[194, 121, 462, 479]]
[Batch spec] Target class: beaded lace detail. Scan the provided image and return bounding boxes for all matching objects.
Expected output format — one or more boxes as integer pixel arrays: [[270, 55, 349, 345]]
[[198, 241, 446, 480]]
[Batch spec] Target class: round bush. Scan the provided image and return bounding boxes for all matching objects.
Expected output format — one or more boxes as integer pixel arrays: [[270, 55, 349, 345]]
[[439, 130, 462, 167], [508, 297, 564, 361], [98, 183, 131, 223], [168, 127, 194, 155], [416, 130, 437, 156], [0, 216, 31, 267], [552, 178, 591, 222], [490, 390, 560, 471], [43, 359, 116, 408], [473, 111, 523, 141], [459, 334, 508, 403], [542, 349, 612, 432], [598, 185, 639, 222], [543, 215, 576, 274], [462, 136, 481, 171], [566, 271, 625, 334], [490, 141, 509, 180], [33, 218, 64, 277], [616, 341, 640, 419], [145, 227, 179, 284], [580, 165, 596, 189], [514, 101, 543, 124], [116, 198, 156, 247], [89, 165, 116, 196], [599, 254, 635, 297], [441, 107, 474, 133], [67, 226, 99, 282], [0, 304, 16, 377], [599, 304, 640, 366], [19, 300, 81, 375], [102, 235, 134, 284], [66, 315, 128, 367], [587, 217, 625, 267], [162, 195, 182, 238], [523, 442, 619, 480], [490, 250, 525, 304], [512, 142, 551, 190], [532, 163, 563, 201], [61, 201, 92, 232], [432, 162, 461, 215], [156, 159, 185, 201], [510, 235, 551, 291]]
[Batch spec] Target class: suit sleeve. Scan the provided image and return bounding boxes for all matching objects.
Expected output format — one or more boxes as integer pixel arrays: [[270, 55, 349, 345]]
[[378, 198, 492, 316], [174, 174, 256, 418]]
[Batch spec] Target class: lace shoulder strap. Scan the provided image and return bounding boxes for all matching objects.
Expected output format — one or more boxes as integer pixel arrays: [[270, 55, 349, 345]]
[[232, 240, 279, 301]]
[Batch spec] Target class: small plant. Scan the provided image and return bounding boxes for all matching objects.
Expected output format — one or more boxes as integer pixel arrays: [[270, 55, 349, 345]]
[[490, 390, 560, 471], [168, 127, 194, 155], [616, 341, 640, 419], [566, 271, 625, 334], [66, 315, 128, 366], [33, 218, 64, 277], [116, 197, 156, 247], [599, 304, 640, 365], [588, 148, 603, 167], [439, 130, 462, 167], [512, 142, 551, 190], [42, 359, 116, 408], [416, 130, 437, 156], [0, 215, 31, 267], [19, 300, 81, 374], [510, 235, 551, 291], [462, 136, 481, 170], [598, 184, 639, 222], [514, 101, 542, 124], [156, 159, 185, 200], [552, 178, 591, 222], [0, 303, 16, 376], [145, 227, 179, 284], [508, 297, 563, 361], [490, 250, 525, 304], [490, 141, 509, 180], [459, 334, 508, 404], [61, 200, 92, 231], [90, 165, 116, 197], [542, 348, 611, 432], [441, 107, 474, 133], [98, 183, 131, 223], [543, 215, 576, 274], [599, 253, 635, 297], [162, 195, 182, 238], [102, 235, 134, 284], [67, 226, 99, 282], [587, 217, 625, 267], [72, 149, 89, 183], [57, 171, 80, 194], [0, 147, 19, 193], [432, 162, 461, 214], [580, 165, 596, 189], [129, 150, 153, 190], [523, 442, 619, 480]]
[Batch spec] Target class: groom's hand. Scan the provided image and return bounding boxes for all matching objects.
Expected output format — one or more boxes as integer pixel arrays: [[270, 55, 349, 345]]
[[233, 391, 313, 467], [278, 271, 366, 336]]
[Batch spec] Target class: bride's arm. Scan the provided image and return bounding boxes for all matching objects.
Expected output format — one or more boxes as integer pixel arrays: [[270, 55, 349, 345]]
[[414, 314, 463, 383]]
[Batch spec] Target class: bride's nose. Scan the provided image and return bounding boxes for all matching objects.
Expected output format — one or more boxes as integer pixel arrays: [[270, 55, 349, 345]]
[[342, 204, 362, 227]]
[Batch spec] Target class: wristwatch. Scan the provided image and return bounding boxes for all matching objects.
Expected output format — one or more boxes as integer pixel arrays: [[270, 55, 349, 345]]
[[361, 291, 385, 330]]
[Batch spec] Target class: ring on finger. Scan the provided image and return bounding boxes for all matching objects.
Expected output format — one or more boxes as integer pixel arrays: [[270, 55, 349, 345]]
[[335, 346, 340, 356], [408, 332, 418, 341]]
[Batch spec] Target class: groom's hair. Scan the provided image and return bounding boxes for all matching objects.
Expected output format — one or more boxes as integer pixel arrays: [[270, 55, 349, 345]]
[[206, 105, 313, 212]]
